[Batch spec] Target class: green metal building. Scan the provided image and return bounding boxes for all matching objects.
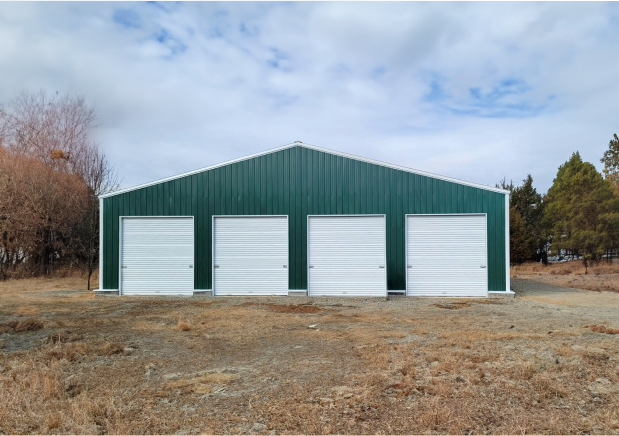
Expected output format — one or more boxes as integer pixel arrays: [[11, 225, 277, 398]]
[[98, 142, 511, 297]]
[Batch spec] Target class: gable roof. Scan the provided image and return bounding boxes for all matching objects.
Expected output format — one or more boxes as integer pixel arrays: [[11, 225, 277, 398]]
[[100, 141, 510, 198]]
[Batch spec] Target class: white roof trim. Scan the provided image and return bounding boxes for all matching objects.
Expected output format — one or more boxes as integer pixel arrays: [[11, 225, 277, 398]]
[[100, 141, 510, 198]]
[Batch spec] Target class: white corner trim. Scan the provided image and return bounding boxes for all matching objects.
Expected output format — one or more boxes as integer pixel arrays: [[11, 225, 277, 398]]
[[99, 142, 511, 199], [99, 197, 103, 291], [505, 193, 511, 292]]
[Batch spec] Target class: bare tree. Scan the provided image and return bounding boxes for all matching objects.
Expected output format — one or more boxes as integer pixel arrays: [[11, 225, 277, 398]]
[[0, 90, 118, 285], [73, 143, 119, 289]]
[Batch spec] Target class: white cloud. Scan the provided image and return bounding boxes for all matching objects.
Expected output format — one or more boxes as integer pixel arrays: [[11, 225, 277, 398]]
[[0, 2, 618, 193]]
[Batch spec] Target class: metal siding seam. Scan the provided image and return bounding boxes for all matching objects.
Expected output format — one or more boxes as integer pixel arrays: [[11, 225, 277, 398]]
[[280, 151, 286, 215], [260, 156, 266, 214], [99, 198, 104, 290], [194, 175, 201, 289], [397, 171, 404, 289], [175, 179, 182, 215], [296, 147, 303, 289], [145, 186, 152, 216], [267, 154, 273, 215], [321, 154, 326, 213], [505, 193, 510, 291], [204, 172, 210, 289], [142, 186, 148, 215], [230, 164, 236, 215], [103, 198, 109, 289], [488, 193, 494, 290], [114, 197, 121, 288], [301, 148, 308, 289]]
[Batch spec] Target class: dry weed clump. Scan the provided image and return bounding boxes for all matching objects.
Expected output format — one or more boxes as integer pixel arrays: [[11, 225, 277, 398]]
[[42, 341, 126, 362], [0, 320, 19, 333], [14, 317, 45, 332], [587, 324, 619, 334], [45, 343, 88, 362], [47, 331, 84, 344], [98, 342, 126, 356], [1, 318, 46, 333], [177, 321, 192, 331]]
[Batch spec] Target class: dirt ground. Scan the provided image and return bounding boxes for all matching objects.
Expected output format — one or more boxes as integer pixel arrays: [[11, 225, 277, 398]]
[[1, 277, 619, 435], [512, 259, 619, 293]]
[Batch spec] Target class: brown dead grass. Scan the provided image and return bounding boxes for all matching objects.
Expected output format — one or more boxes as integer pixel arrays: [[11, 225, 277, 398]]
[[433, 302, 470, 310], [163, 372, 240, 394], [1, 277, 619, 434], [238, 302, 325, 313], [587, 324, 619, 334], [14, 317, 45, 332], [512, 259, 619, 276], [0, 275, 90, 295], [512, 260, 619, 293], [177, 321, 191, 331], [267, 303, 325, 313]]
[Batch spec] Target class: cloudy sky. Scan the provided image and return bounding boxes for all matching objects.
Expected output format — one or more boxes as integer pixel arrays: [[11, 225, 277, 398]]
[[1, 2, 618, 193]]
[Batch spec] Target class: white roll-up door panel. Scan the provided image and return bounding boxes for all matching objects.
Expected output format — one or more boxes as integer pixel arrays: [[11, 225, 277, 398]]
[[308, 216, 386, 297], [406, 214, 487, 297], [121, 217, 194, 295], [213, 216, 288, 296]]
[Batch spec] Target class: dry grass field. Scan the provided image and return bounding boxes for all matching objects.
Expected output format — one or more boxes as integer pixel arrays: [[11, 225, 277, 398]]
[[1, 277, 619, 435], [512, 260, 619, 293]]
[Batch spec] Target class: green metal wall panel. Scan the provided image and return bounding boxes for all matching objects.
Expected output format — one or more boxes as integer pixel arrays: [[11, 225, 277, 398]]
[[102, 146, 507, 292]]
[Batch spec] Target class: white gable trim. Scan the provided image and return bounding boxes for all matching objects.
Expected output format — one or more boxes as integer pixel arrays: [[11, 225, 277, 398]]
[[100, 141, 510, 198]]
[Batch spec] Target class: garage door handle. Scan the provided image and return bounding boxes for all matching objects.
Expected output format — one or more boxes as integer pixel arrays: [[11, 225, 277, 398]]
[[189, 265, 193, 268], [407, 265, 412, 268], [283, 265, 287, 268], [379, 266, 385, 268], [214, 265, 219, 268], [480, 266, 486, 268], [122, 266, 127, 269], [309, 266, 314, 268]]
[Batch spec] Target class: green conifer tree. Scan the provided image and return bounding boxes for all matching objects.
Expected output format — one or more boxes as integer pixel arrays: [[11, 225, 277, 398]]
[[545, 152, 619, 273]]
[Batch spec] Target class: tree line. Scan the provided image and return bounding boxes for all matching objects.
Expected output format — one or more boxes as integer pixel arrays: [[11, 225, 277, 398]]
[[0, 91, 118, 288], [500, 134, 619, 272], [1, 90, 616, 284]]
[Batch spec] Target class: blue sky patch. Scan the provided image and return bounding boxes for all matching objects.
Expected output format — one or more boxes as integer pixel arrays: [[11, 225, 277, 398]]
[[152, 28, 187, 56], [423, 74, 551, 118], [267, 48, 291, 71], [113, 9, 141, 29]]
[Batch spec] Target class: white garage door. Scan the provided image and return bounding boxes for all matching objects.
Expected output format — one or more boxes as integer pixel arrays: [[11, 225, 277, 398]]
[[213, 216, 288, 296], [120, 217, 194, 295], [308, 215, 386, 297], [406, 214, 487, 297]]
